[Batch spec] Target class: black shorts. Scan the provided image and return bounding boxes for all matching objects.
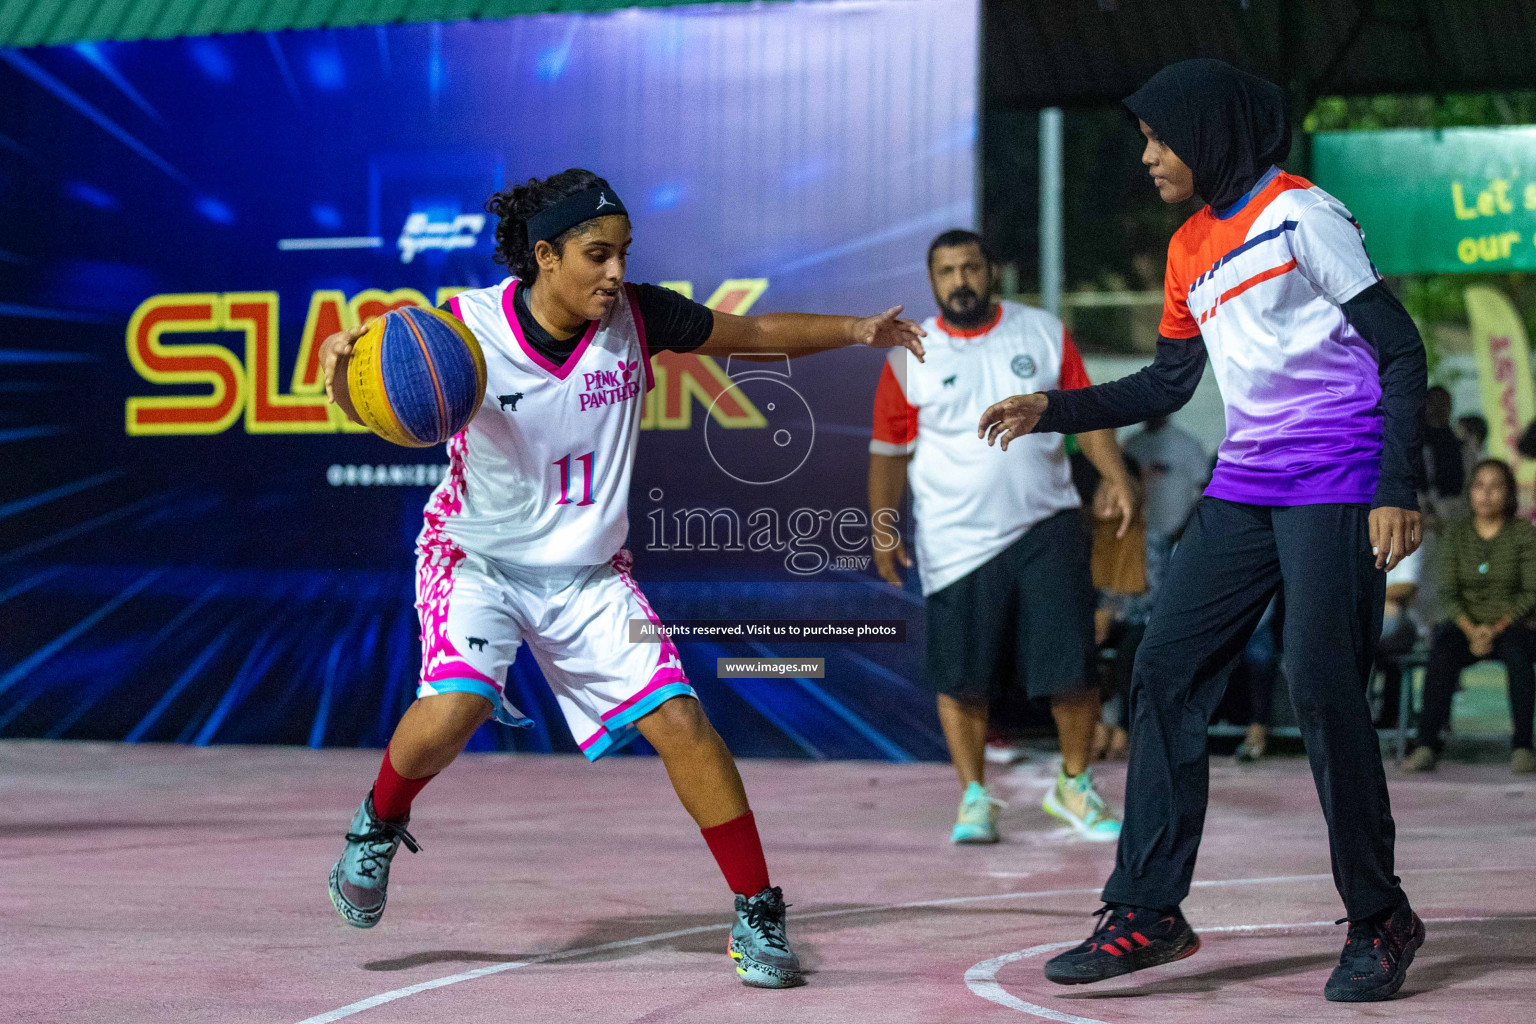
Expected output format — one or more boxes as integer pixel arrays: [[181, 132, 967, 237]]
[[925, 509, 1096, 703]]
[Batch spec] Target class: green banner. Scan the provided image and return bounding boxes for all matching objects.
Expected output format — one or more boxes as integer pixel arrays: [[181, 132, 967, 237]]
[[1313, 127, 1536, 275]]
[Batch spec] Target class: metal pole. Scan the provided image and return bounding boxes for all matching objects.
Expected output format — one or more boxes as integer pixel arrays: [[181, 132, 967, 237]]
[[1039, 106, 1063, 319]]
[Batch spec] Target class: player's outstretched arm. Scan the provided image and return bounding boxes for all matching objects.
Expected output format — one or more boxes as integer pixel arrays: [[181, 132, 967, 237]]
[[318, 323, 369, 426], [978, 332, 1207, 448], [695, 306, 926, 362]]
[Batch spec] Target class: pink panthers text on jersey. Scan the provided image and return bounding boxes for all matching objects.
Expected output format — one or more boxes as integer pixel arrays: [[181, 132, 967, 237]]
[[422, 279, 655, 567], [870, 300, 1091, 596]]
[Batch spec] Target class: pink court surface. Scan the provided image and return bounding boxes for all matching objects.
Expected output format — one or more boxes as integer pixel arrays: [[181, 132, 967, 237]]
[[3, 741, 1533, 1024]]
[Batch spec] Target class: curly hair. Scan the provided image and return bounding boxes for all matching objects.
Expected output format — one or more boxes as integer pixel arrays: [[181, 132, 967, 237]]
[[484, 168, 616, 282]]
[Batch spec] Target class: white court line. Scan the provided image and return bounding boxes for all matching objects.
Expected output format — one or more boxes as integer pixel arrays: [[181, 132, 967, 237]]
[[294, 867, 1528, 1024], [965, 914, 1536, 1023]]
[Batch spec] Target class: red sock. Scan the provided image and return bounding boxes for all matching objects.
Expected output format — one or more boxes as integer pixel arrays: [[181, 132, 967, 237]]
[[371, 746, 435, 822], [700, 810, 771, 896]]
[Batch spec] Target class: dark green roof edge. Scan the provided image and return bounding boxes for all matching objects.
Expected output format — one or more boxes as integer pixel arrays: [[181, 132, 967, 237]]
[[0, 0, 757, 48]]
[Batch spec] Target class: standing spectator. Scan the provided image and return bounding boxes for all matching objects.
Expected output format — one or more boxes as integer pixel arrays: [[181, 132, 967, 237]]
[[1408, 459, 1536, 773], [1515, 416, 1536, 461], [1122, 415, 1210, 542], [1457, 414, 1488, 477], [1422, 386, 1465, 516], [869, 228, 1137, 844]]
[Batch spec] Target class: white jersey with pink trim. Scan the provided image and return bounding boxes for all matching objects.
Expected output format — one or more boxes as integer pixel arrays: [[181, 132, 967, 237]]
[[425, 277, 654, 568]]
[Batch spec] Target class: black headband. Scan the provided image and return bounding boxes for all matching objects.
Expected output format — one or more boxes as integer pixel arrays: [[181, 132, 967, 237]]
[[525, 187, 628, 245]]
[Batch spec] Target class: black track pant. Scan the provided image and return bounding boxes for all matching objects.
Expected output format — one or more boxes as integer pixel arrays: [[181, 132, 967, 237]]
[[1102, 498, 1404, 922]]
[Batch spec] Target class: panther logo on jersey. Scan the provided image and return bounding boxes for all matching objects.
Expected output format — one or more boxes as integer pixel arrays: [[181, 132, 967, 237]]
[[498, 393, 525, 411]]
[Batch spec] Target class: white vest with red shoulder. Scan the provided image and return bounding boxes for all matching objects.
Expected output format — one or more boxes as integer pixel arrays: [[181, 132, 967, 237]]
[[870, 299, 1088, 595]]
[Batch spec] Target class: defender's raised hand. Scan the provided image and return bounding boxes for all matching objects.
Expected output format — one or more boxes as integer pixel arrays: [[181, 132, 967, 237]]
[[978, 393, 1049, 451]]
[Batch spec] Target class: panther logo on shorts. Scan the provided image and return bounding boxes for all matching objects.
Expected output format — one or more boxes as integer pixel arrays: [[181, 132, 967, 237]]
[[1011, 355, 1036, 378], [466, 636, 488, 651]]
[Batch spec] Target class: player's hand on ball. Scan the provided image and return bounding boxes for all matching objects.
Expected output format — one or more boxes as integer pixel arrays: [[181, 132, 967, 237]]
[[852, 306, 926, 362], [978, 393, 1048, 450], [319, 322, 370, 404], [873, 537, 913, 586]]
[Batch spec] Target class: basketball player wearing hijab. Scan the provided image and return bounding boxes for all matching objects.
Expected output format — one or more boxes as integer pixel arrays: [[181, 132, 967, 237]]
[[977, 61, 1428, 1002], [317, 168, 925, 989]]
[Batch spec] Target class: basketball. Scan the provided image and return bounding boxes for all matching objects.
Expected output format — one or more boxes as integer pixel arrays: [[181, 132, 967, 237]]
[[346, 305, 488, 447]]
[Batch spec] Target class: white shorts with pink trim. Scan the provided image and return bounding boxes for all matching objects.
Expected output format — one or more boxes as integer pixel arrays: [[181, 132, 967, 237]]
[[414, 545, 692, 761]]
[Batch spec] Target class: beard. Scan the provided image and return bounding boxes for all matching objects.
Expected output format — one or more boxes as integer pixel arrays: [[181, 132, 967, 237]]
[[941, 286, 992, 329]]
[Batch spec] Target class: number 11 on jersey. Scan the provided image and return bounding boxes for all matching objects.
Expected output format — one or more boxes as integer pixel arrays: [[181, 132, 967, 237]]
[[553, 452, 596, 506]]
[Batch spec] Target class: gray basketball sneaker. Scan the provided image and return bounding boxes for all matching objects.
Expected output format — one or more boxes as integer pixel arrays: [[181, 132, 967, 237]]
[[728, 886, 804, 988], [328, 792, 420, 928]]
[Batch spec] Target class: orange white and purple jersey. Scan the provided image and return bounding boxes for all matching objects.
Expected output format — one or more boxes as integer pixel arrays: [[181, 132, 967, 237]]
[[1161, 165, 1383, 506]]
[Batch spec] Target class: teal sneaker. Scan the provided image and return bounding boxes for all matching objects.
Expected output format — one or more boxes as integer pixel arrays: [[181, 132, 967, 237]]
[[728, 886, 804, 988], [951, 781, 1004, 844], [1042, 768, 1120, 842], [328, 792, 421, 928]]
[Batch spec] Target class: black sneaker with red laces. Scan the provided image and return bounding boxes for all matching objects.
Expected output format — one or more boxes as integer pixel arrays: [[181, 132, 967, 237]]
[[1043, 904, 1201, 985], [1323, 900, 1425, 1002]]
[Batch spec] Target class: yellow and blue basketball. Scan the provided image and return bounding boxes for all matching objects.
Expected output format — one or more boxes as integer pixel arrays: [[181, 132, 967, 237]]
[[347, 306, 487, 447]]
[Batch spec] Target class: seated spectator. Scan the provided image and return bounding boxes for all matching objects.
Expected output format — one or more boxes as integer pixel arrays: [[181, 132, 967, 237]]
[[1372, 543, 1425, 728], [1408, 459, 1536, 774]]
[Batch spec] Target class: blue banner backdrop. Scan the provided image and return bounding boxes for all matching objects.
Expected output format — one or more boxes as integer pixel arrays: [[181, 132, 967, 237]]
[[0, 0, 976, 757]]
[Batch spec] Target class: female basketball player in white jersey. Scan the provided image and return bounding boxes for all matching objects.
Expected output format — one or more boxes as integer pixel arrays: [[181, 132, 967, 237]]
[[317, 168, 925, 989]]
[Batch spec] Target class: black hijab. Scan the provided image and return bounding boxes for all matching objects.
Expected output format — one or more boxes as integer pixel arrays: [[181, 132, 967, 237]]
[[1124, 59, 1291, 212]]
